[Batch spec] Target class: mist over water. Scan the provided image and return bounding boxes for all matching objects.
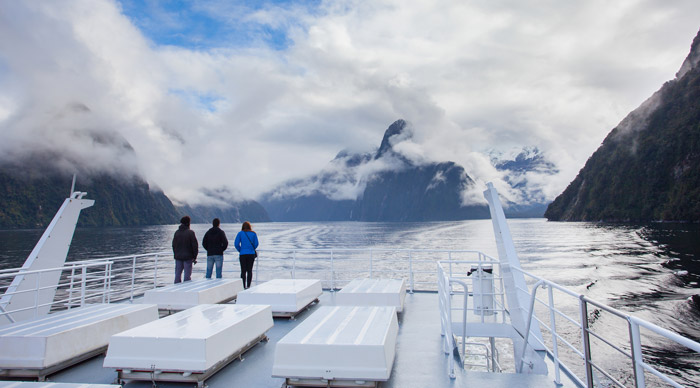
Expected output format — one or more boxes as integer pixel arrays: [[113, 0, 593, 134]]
[[0, 219, 698, 385]]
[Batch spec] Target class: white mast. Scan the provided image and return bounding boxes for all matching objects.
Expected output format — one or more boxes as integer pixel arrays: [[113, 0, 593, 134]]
[[0, 176, 94, 324]]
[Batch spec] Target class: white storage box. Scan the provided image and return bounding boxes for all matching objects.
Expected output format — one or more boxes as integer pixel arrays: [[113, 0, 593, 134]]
[[142, 278, 243, 310], [335, 278, 406, 312], [0, 304, 158, 378], [236, 279, 322, 317], [273, 306, 398, 382], [103, 304, 273, 373]]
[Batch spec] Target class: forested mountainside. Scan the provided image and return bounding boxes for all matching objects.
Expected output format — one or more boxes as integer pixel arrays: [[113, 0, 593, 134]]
[[0, 162, 270, 229], [546, 29, 700, 222], [0, 165, 178, 228]]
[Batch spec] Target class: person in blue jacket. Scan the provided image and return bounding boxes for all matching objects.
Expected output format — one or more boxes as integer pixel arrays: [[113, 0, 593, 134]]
[[234, 221, 258, 289]]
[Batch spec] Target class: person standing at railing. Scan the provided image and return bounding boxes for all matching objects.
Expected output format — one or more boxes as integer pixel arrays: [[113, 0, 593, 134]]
[[172, 216, 198, 283], [202, 218, 228, 279], [234, 221, 258, 289]]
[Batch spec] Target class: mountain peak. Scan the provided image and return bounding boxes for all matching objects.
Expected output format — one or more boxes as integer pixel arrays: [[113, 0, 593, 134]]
[[375, 119, 410, 159], [676, 28, 700, 79]]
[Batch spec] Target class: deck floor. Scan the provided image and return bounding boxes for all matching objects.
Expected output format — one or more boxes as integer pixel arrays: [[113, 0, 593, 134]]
[[40, 291, 575, 388]]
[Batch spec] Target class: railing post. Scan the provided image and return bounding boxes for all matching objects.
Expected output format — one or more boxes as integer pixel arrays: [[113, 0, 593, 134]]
[[34, 273, 40, 319], [80, 265, 87, 307], [153, 254, 159, 288], [548, 286, 561, 385], [254, 252, 259, 285], [130, 255, 136, 302], [409, 251, 414, 293], [628, 318, 646, 388], [107, 262, 112, 304], [293, 250, 297, 279], [68, 266, 76, 309], [102, 262, 108, 303], [330, 250, 335, 291], [579, 296, 594, 388], [369, 249, 373, 279]]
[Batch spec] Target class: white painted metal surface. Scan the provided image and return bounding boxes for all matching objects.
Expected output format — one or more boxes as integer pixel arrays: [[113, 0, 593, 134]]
[[0, 304, 158, 370], [483, 182, 547, 376], [0, 382, 121, 388], [273, 306, 399, 382], [236, 279, 322, 315], [335, 278, 406, 312], [103, 304, 273, 372], [0, 191, 94, 324], [142, 278, 243, 310]]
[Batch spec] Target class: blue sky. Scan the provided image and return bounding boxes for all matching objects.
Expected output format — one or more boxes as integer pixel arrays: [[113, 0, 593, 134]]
[[117, 0, 321, 50]]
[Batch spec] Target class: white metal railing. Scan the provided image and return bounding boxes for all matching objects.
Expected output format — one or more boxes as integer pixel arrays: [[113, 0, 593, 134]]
[[0, 260, 113, 322], [438, 258, 508, 378], [438, 259, 700, 388], [513, 266, 700, 388], [0, 248, 486, 322]]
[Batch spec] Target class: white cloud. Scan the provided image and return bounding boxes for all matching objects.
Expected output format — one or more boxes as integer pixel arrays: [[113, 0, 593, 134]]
[[0, 0, 698, 204]]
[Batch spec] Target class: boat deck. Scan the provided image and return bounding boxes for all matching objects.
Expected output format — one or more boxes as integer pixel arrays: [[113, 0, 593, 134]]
[[40, 291, 575, 388]]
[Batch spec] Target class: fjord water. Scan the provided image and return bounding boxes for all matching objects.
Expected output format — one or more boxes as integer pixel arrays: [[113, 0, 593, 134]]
[[1, 219, 698, 384]]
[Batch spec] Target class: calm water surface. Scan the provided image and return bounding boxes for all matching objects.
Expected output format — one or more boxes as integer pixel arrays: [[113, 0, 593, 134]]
[[1, 219, 698, 385]]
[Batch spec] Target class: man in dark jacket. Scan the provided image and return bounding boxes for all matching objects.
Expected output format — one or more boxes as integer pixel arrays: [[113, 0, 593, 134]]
[[172, 215, 198, 283], [202, 218, 228, 279]]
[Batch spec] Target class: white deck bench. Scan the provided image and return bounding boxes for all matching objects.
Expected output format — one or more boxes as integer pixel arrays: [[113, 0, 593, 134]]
[[273, 305, 398, 387], [335, 278, 407, 312], [0, 304, 158, 381], [103, 303, 273, 387], [236, 279, 322, 318], [141, 278, 243, 311]]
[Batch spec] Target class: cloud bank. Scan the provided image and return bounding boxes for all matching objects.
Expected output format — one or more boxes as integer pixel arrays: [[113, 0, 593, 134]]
[[0, 0, 698, 204]]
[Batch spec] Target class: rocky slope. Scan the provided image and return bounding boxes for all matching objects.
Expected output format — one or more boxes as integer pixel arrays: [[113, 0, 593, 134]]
[[545, 29, 700, 222]]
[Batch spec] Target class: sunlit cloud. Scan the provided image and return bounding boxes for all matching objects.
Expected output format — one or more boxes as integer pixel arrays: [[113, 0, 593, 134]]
[[0, 0, 698, 205]]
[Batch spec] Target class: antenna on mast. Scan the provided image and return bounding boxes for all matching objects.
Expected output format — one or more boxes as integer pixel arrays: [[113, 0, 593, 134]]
[[70, 174, 76, 197]]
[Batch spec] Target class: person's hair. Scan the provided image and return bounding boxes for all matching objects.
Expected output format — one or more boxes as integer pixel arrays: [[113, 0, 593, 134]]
[[241, 221, 252, 231], [212, 218, 220, 227], [180, 216, 191, 226]]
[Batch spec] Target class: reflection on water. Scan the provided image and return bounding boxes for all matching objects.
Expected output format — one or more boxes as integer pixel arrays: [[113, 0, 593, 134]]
[[0, 219, 698, 384]]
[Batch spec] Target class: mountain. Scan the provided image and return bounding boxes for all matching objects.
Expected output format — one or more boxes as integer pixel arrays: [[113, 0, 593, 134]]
[[0, 162, 179, 228], [177, 188, 270, 224], [0, 161, 270, 229], [545, 29, 700, 222], [491, 147, 558, 218], [0, 120, 269, 228], [261, 120, 491, 221]]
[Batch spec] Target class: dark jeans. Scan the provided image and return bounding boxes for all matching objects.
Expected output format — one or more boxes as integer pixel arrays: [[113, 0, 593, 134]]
[[175, 259, 193, 283], [239, 254, 256, 288]]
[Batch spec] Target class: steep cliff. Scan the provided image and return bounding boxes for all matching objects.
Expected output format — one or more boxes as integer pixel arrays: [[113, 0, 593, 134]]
[[546, 29, 700, 221]]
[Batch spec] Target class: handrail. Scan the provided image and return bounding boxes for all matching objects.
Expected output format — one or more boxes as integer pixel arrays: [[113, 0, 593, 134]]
[[3, 246, 698, 388], [508, 266, 700, 388]]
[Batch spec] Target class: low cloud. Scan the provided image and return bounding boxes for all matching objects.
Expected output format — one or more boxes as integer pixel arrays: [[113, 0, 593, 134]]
[[1, 1, 699, 205]]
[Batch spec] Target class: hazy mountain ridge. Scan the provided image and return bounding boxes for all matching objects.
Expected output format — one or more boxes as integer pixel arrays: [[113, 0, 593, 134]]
[[546, 29, 700, 222], [0, 139, 270, 229], [491, 147, 558, 218], [261, 120, 553, 221]]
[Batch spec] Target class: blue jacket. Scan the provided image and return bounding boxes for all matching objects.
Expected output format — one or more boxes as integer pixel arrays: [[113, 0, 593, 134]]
[[234, 231, 258, 255]]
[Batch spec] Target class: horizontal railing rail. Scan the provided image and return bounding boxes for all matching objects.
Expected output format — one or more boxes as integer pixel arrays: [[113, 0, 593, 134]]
[[511, 266, 700, 388], [0, 248, 488, 321]]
